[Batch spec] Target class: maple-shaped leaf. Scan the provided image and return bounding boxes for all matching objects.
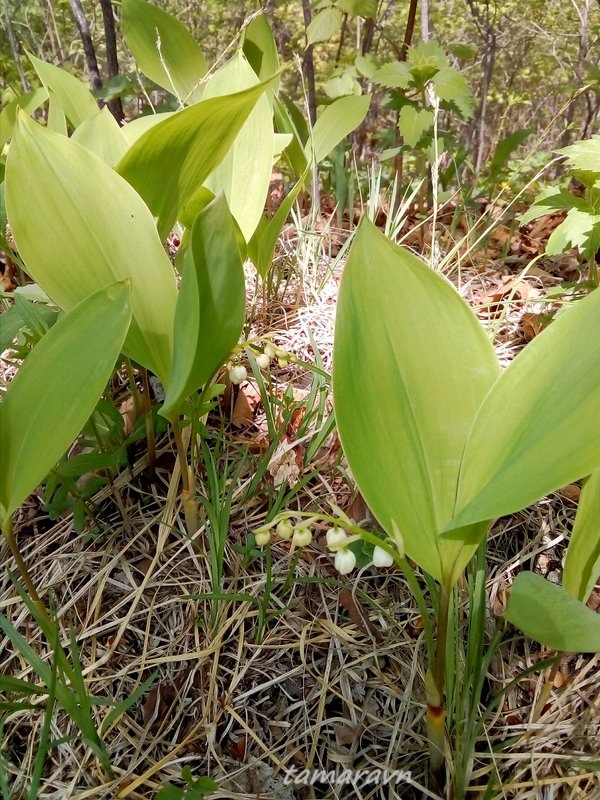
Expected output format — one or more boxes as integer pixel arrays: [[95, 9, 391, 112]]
[[408, 41, 448, 70], [432, 66, 474, 118], [399, 105, 434, 148], [373, 60, 412, 89], [559, 135, 600, 174], [547, 206, 600, 259]]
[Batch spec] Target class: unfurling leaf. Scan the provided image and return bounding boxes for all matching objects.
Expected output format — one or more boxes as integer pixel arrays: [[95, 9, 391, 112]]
[[160, 195, 245, 420]]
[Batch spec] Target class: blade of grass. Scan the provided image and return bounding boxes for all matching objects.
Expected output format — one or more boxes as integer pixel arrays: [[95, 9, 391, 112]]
[[28, 622, 60, 800]]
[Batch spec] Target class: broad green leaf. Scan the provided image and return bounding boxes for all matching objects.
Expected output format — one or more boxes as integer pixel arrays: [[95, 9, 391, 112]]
[[273, 133, 293, 160], [179, 186, 216, 230], [451, 287, 600, 528], [337, 0, 377, 16], [202, 53, 274, 242], [519, 188, 583, 225], [5, 114, 177, 382], [306, 7, 344, 45], [121, 0, 206, 104], [398, 105, 434, 148], [504, 573, 600, 652], [488, 129, 533, 184], [243, 13, 279, 92], [27, 52, 98, 128], [333, 218, 499, 584], [408, 41, 448, 71], [117, 75, 278, 240], [72, 107, 128, 166], [449, 43, 478, 60], [324, 71, 359, 99], [121, 112, 173, 147], [0, 283, 131, 524], [355, 54, 378, 79], [563, 470, 600, 602], [248, 167, 310, 278], [161, 195, 245, 420], [0, 86, 47, 148], [310, 94, 370, 163]]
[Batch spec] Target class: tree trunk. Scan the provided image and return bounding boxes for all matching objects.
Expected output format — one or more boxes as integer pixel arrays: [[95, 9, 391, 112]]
[[301, 0, 319, 214], [559, 0, 590, 148], [2, 0, 30, 91], [68, 0, 103, 93], [99, 0, 124, 123], [392, 0, 420, 216], [466, 0, 497, 174], [421, 0, 431, 42]]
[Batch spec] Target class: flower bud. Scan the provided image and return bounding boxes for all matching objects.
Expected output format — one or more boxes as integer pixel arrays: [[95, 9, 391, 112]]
[[254, 530, 271, 547], [276, 519, 294, 540], [335, 548, 356, 575], [229, 365, 247, 384], [264, 343, 276, 359], [256, 353, 270, 370], [373, 545, 394, 568], [278, 358, 288, 369], [292, 528, 312, 547], [326, 527, 348, 550]]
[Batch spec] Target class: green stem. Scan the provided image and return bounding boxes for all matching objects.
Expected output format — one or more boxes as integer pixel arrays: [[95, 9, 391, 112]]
[[171, 416, 199, 536], [140, 368, 156, 478], [427, 579, 451, 788], [3, 517, 52, 627], [124, 358, 142, 419], [589, 256, 598, 291], [532, 651, 562, 720]]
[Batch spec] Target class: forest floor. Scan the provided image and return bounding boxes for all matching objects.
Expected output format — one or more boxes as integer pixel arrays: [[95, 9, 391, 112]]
[[1, 198, 600, 800]]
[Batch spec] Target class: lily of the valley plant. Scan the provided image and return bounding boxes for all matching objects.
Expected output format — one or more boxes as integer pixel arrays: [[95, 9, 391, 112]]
[[333, 216, 600, 790]]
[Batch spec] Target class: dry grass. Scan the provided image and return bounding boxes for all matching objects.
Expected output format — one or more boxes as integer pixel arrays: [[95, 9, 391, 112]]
[[1, 221, 600, 800]]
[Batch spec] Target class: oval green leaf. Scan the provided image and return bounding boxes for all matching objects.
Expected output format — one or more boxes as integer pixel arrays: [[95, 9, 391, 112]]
[[201, 52, 274, 242], [504, 572, 600, 652], [27, 52, 98, 128], [242, 13, 280, 92], [72, 107, 128, 166], [116, 74, 278, 241], [333, 218, 499, 584], [5, 114, 177, 383], [0, 282, 131, 524], [310, 94, 370, 164], [161, 195, 245, 420], [452, 288, 600, 528], [121, 0, 206, 104]]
